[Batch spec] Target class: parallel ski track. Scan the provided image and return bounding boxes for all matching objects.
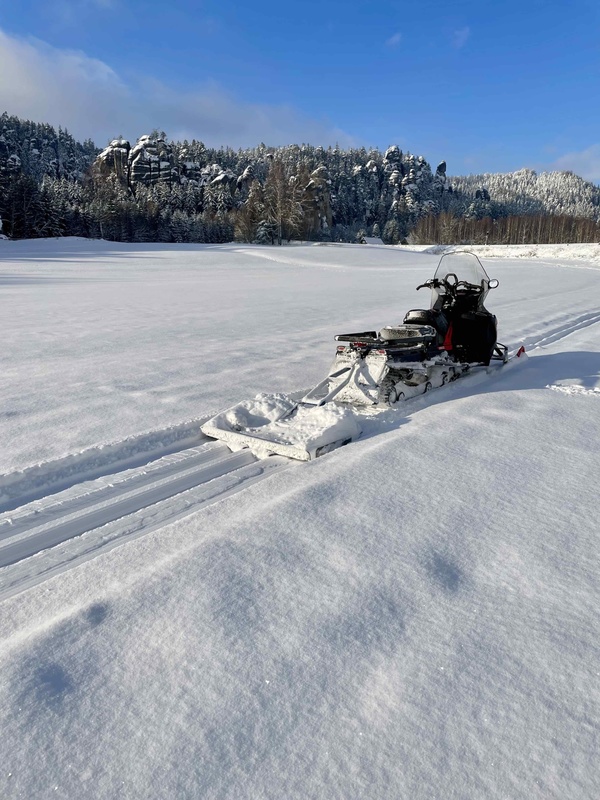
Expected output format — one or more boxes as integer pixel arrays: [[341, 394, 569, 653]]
[[519, 310, 600, 351], [0, 444, 289, 600], [1, 307, 598, 600], [0, 416, 214, 515], [0, 444, 245, 560]]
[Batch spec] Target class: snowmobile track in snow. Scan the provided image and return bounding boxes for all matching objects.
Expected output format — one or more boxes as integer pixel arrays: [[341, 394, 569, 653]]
[[0, 442, 289, 600], [0, 417, 215, 514], [521, 310, 600, 351]]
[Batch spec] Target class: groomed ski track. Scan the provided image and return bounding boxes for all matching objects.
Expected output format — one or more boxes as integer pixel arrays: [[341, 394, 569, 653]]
[[1, 308, 599, 602], [0, 439, 290, 601]]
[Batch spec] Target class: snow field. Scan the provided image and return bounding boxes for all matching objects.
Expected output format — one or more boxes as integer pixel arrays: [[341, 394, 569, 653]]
[[0, 239, 599, 799]]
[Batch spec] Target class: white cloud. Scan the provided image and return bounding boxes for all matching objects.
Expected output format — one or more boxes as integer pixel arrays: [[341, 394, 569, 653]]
[[0, 29, 130, 140], [452, 27, 470, 49], [0, 28, 357, 149], [552, 144, 600, 183], [386, 32, 402, 48]]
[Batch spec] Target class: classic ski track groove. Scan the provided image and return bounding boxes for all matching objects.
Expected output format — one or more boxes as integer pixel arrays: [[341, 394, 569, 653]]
[[0, 416, 215, 515], [519, 310, 600, 351], [0, 442, 232, 544], [0, 455, 290, 602], [0, 447, 262, 569]]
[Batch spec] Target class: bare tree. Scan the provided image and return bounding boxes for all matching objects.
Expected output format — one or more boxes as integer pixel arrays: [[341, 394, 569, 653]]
[[263, 159, 303, 244]]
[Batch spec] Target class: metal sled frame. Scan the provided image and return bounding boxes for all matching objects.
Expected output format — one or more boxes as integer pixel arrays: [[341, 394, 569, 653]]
[[301, 358, 383, 407]]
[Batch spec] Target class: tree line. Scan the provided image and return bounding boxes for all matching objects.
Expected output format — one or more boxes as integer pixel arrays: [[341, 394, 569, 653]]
[[411, 212, 600, 246], [1, 113, 599, 245]]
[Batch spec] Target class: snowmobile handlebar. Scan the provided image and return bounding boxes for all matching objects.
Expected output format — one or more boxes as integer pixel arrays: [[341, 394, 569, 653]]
[[416, 274, 484, 295], [416, 278, 442, 291], [416, 273, 462, 291], [416, 274, 459, 292], [455, 279, 483, 293]]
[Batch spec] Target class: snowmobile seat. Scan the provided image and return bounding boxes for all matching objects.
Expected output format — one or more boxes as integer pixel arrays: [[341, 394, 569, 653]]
[[403, 309, 449, 343], [379, 324, 437, 342]]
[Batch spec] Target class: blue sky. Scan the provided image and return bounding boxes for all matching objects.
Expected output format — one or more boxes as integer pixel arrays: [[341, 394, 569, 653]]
[[1, 0, 599, 180]]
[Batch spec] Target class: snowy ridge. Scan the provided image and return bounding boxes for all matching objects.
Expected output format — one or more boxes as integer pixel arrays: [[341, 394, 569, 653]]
[[410, 241, 600, 262]]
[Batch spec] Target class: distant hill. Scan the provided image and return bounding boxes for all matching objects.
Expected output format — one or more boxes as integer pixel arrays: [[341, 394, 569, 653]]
[[450, 168, 600, 221]]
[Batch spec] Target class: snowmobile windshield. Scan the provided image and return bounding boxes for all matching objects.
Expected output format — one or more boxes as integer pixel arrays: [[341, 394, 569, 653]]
[[434, 252, 491, 285], [431, 252, 492, 306]]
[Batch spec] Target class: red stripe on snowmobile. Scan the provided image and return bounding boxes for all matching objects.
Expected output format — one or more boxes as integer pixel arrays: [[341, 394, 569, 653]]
[[442, 322, 453, 351]]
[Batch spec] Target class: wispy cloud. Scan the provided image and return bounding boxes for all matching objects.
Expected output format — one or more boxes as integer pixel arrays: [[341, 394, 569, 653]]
[[552, 143, 600, 183], [452, 27, 470, 49], [386, 32, 402, 48], [0, 28, 357, 149]]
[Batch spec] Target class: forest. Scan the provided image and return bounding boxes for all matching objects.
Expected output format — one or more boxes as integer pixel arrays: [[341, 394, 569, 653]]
[[1, 112, 599, 245]]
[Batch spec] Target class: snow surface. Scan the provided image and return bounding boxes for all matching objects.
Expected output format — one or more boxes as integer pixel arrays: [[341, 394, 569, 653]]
[[202, 393, 362, 460], [0, 238, 599, 799]]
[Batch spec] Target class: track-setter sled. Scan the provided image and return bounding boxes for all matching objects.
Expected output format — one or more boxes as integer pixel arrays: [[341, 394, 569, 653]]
[[201, 252, 525, 460]]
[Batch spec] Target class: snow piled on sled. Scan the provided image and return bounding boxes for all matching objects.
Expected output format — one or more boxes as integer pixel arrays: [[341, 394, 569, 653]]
[[201, 393, 361, 460]]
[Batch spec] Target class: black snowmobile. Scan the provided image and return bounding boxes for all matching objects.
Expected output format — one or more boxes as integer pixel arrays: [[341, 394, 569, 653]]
[[300, 251, 508, 407], [201, 252, 517, 460], [406, 252, 504, 366]]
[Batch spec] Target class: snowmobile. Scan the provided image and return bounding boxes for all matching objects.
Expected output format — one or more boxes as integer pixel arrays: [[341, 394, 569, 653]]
[[301, 250, 508, 408], [201, 252, 519, 461]]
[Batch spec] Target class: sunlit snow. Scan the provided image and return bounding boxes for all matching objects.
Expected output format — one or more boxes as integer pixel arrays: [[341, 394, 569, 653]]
[[0, 239, 598, 799]]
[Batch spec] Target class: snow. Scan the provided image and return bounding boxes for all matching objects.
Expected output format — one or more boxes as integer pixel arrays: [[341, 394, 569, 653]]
[[547, 383, 600, 396], [413, 240, 600, 263], [201, 394, 361, 460], [0, 238, 599, 799]]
